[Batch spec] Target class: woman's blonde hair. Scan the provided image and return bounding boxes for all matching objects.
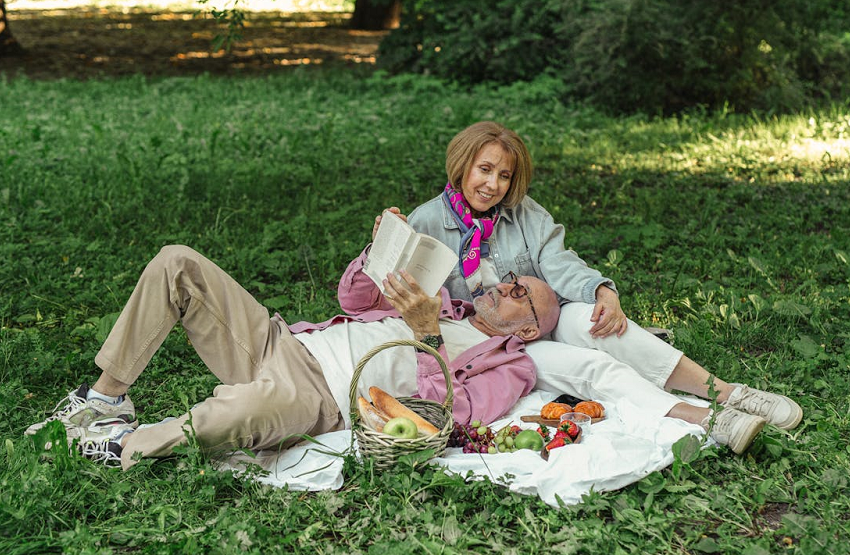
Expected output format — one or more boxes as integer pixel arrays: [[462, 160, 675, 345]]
[[445, 121, 533, 209]]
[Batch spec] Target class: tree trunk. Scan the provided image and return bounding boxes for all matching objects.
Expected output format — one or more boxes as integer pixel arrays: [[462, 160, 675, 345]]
[[0, 0, 24, 55], [351, 0, 401, 31]]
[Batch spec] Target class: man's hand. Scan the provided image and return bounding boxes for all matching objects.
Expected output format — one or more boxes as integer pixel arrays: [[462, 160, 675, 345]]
[[372, 207, 407, 241], [382, 270, 442, 338], [590, 286, 628, 338]]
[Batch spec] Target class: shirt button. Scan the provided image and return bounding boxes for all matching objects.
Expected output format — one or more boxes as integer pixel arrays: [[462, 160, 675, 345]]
[[466, 365, 472, 369]]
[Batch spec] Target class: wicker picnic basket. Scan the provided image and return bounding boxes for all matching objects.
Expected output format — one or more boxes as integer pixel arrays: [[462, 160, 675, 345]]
[[349, 339, 454, 469]]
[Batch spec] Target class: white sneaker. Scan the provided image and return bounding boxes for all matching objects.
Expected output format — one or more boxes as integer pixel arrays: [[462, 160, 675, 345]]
[[76, 423, 136, 466], [725, 385, 802, 430], [704, 407, 766, 455], [25, 383, 138, 438]]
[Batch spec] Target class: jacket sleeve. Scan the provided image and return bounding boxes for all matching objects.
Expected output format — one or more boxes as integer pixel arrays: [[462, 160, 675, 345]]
[[337, 246, 395, 315], [526, 201, 617, 304], [415, 339, 536, 426]]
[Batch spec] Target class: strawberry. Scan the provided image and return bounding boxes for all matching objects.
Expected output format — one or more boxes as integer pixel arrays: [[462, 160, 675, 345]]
[[537, 424, 551, 442], [546, 437, 566, 451], [560, 421, 579, 439]]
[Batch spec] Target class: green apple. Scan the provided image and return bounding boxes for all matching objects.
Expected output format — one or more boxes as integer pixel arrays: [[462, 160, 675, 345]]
[[383, 417, 418, 439], [514, 429, 544, 451]]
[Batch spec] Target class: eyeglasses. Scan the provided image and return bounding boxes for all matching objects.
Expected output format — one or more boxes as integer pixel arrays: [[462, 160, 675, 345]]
[[502, 271, 540, 329]]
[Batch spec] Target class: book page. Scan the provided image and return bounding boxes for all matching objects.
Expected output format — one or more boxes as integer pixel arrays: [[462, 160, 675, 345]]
[[403, 235, 457, 297], [363, 210, 415, 293]]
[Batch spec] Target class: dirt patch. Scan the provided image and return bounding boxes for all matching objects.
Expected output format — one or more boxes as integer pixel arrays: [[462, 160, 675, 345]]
[[0, 7, 386, 80]]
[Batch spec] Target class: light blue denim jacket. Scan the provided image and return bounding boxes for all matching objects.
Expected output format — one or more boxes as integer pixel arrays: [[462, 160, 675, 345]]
[[408, 194, 616, 305]]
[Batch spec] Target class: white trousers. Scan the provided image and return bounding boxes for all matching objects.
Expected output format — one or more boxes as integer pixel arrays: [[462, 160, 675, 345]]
[[526, 302, 685, 419]]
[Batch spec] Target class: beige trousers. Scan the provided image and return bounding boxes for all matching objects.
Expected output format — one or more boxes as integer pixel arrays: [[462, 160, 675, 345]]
[[94, 245, 344, 470]]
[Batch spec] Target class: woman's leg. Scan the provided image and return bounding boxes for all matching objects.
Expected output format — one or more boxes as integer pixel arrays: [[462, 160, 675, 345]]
[[554, 302, 683, 389], [526, 340, 681, 419]]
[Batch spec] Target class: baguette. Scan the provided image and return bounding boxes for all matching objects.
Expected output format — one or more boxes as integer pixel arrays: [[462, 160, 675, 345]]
[[369, 386, 440, 436], [357, 396, 391, 432]]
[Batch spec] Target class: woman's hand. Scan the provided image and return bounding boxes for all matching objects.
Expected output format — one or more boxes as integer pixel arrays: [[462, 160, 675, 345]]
[[372, 207, 408, 241], [590, 286, 628, 338], [382, 270, 442, 337]]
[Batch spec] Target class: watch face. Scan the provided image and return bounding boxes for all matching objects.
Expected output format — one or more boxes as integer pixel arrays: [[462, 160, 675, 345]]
[[421, 335, 442, 349]]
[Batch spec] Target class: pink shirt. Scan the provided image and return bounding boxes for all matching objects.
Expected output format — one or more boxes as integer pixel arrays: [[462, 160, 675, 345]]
[[287, 248, 537, 425]]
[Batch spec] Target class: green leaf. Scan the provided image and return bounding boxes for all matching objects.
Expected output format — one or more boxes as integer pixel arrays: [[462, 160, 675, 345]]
[[790, 335, 820, 358], [747, 256, 768, 275], [672, 434, 701, 465], [606, 249, 623, 266], [772, 299, 812, 317], [692, 537, 722, 553], [95, 312, 121, 343], [835, 250, 848, 265], [741, 546, 771, 555]]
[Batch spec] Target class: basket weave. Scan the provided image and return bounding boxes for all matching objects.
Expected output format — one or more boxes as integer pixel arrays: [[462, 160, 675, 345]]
[[349, 339, 454, 469]]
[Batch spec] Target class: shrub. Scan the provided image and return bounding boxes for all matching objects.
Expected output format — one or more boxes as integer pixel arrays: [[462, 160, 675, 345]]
[[378, 0, 850, 114]]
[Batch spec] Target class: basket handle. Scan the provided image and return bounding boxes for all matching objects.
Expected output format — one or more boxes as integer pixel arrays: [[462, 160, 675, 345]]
[[348, 339, 454, 428]]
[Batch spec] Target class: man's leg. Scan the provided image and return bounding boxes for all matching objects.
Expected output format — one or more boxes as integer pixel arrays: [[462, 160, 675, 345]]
[[118, 325, 344, 470], [27, 245, 278, 437], [96, 244, 277, 388]]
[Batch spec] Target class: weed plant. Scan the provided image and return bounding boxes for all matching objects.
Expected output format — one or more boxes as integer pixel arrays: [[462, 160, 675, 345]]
[[1, 70, 849, 553]]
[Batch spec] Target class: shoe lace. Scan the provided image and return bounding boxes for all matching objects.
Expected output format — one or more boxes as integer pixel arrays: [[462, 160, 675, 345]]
[[45, 390, 87, 422], [733, 387, 773, 416], [79, 438, 122, 465]]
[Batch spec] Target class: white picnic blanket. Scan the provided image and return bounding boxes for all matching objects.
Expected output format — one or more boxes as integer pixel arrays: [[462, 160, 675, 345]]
[[219, 391, 711, 507]]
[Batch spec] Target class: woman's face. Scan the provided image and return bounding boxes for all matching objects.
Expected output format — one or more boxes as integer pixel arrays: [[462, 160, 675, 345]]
[[461, 142, 514, 216]]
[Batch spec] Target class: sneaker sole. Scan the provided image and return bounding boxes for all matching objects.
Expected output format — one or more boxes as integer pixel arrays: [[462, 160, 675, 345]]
[[729, 417, 766, 455]]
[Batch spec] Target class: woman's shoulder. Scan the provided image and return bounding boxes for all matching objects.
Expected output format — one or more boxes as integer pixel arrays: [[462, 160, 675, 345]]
[[408, 194, 445, 221], [509, 195, 554, 222]]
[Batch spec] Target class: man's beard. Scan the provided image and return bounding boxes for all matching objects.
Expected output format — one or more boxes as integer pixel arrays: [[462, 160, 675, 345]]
[[473, 292, 530, 334]]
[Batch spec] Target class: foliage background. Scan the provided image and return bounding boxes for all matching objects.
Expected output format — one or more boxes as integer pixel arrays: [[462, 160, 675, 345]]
[[377, 0, 850, 114]]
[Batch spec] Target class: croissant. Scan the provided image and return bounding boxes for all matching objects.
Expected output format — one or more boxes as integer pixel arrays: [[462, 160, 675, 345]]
[[574, 401, 605, 419], [540, 402, 572, 420]]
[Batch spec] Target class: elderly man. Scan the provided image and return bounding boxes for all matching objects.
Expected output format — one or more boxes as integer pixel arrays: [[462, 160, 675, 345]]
[[25, 242, 561, 469]]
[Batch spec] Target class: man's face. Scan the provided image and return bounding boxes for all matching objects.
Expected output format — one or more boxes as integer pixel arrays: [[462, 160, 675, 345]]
[[472, 278, 537, 335]]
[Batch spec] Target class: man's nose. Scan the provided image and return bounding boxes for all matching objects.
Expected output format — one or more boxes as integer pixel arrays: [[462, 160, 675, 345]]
[[494, 283, 511, 296]]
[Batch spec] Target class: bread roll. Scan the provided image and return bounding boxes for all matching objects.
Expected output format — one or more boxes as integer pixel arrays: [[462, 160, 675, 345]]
[[357, 396, 390, 432], [369, 386, 440, 436]]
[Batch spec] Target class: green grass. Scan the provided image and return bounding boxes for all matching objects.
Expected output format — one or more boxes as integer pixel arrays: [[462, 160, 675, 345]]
[[1, 69, 849, 554]]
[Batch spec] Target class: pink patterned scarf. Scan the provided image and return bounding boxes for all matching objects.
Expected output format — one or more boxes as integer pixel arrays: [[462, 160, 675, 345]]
[[442, 182, 499, 296]]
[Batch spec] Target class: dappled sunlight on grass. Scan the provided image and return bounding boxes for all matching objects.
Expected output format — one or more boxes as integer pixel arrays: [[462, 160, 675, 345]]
[[558, 111, 850, 184]]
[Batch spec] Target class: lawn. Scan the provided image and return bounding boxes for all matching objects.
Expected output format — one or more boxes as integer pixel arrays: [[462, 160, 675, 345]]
[[1, 70, 849, 553]]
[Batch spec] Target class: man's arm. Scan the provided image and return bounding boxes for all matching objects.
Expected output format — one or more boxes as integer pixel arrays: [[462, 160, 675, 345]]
[[337, 246, 394, 315], [383, 271, 535, 426], [415, 337, 535, 426]]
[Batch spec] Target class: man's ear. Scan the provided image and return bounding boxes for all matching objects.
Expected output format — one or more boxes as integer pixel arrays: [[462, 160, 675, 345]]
[[515, 325, 540, 342]]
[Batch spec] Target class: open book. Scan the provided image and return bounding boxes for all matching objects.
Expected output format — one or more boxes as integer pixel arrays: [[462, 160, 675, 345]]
[[364, 210, 457, 297]]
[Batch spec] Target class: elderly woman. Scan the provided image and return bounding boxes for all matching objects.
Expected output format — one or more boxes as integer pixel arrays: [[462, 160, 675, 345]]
[[375, 121, 801, 448]]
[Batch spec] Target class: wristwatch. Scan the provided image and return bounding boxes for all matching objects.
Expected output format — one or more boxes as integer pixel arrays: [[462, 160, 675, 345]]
[[416, 334, 444, 353]]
